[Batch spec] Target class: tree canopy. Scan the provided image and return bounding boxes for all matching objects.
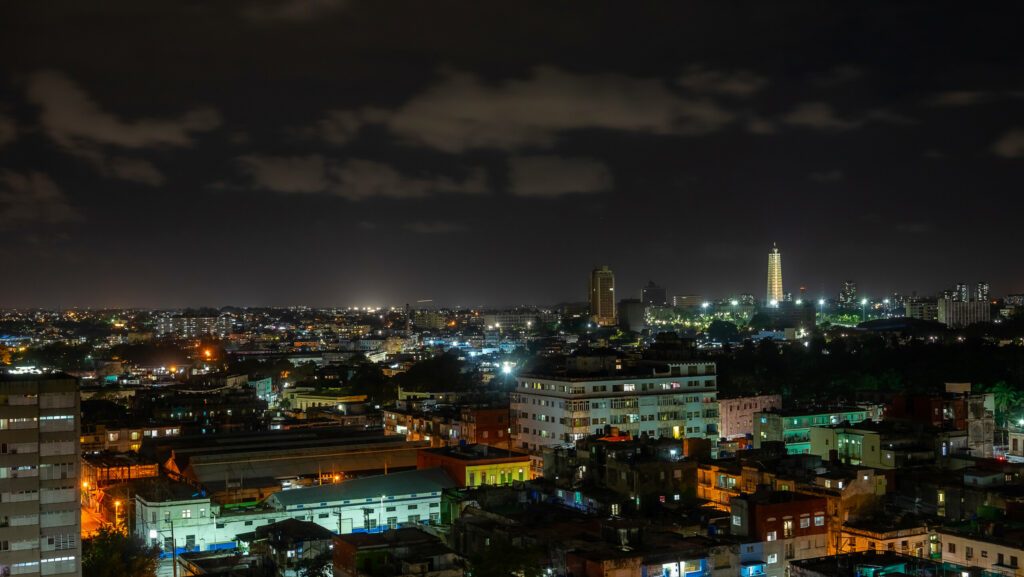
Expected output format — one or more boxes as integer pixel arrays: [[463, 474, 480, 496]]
[[82, 527, 160, 577]]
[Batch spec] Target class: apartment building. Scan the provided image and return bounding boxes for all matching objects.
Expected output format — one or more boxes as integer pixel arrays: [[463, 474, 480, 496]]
[[753, 407, 870, 455], [0, 373, 81, 577], [512, 358, 719, 455]]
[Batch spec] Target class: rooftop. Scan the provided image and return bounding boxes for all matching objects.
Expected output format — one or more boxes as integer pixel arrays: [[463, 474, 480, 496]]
[[789, 551, 951, 577], [270, 468, 457, 508], [420, 443, 530, 462], [334, 527, 441, 549], [760, 406, 867, 418], [236, 518, 335, 545]]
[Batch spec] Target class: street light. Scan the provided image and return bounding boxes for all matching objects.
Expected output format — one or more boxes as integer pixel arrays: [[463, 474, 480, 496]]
[[114, 500, 122, 532], [861, 298, 869, 322]]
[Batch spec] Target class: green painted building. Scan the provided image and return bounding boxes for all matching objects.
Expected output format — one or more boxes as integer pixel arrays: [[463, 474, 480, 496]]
[[753, 407, 869, 455]]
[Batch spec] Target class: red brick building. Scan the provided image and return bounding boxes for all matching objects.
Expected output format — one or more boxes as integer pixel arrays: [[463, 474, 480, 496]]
[[731, 491, 829, 577]]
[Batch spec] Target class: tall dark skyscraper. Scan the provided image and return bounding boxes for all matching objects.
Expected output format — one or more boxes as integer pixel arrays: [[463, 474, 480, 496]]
[[589, 266, 617, 327], [641, 281, 667, 307]]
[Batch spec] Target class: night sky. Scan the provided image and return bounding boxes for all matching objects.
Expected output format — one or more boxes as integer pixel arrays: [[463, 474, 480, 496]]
[[2, 1, 1023, 308]]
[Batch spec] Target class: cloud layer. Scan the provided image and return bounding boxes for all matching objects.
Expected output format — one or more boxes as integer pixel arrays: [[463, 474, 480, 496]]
[[321, 67, 741, 153], [26, 70, 220, 186], [0, 171, 81, 229], [237, 155, 487, 200], [508, 156, 613, 197]]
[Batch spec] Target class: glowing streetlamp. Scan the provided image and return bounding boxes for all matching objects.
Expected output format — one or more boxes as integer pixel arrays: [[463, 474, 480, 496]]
[[861, 298, 869, 322]]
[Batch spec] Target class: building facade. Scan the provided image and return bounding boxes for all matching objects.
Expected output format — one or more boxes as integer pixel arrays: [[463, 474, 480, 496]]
[[512, 362, 720, 453], [730, 491, 829, 577], [642, 282, 668, 307], [718, 395, 783, 440], [135, 469, 457, 557], [937, 299, 990, 328], [753, 408, 870, 455], [0, 373, 81, 577], [590, 266, 617, 327], [155, 315, 232, 338], [766, 245, 783, 305]]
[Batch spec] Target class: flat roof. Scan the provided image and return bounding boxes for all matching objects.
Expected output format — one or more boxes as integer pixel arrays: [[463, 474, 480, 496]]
[[420, 444, 530, 462], [270, 468, 456, 507]]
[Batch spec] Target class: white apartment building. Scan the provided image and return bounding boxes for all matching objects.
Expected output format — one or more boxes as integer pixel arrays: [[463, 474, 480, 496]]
[[512, 360, 719, 452], [935, 527, 1023, 576], [155, 315, 233, 338], [0, 373, 81, 577], [135, 468, 456, 556]]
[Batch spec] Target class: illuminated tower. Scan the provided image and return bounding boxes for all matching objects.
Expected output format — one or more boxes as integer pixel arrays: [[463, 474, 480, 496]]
[[766, 244, 783, 304], [589, 266, 617, 326]]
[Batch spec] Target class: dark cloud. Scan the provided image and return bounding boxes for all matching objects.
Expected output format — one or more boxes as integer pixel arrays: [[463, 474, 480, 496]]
[[2, 1, 1024, 306], [782, 103, 914, 131], [992, 129, 1024, 158], [925, 91, 993, 107], [807, 170, 844, 183], [237, 155, 488, 200], [676, 66, 767, 97], [0, 171, 81, 229], [404, 221, 469, 234], [508, 156, 612, 197], [0, 113, 15, 147], [242, 0, 347, 22], [332, 67, 737, 153], [27, 70, 221, 150], [782, 102, 861, 131]]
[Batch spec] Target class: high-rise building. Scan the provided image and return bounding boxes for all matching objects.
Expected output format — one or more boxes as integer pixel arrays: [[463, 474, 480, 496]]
[[938, 298, 990, 328], [618, 299, 646, 332], [672, 295, 703, 308], [839, 281, 858, 307], [0, 372, 81, 577], [954, 283, 970, 303], [155, 314, 233, 338], [641, 281, 667, 307], [905, 299, 939, 322], [975, 281, 990, 302], [589, 266, 617, 326], [766, 244, 783, 304]]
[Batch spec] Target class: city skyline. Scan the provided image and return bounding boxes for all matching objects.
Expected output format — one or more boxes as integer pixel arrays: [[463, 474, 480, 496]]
[[2, 2, 1024, 307]]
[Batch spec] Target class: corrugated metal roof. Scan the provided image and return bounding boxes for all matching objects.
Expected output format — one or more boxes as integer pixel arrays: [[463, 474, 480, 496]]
[[269, 468, 456, 507]]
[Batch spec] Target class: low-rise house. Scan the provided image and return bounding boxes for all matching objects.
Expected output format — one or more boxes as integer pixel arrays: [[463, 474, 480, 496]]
[[238, 519, 335, 577], [333, 527, 464, 577]]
